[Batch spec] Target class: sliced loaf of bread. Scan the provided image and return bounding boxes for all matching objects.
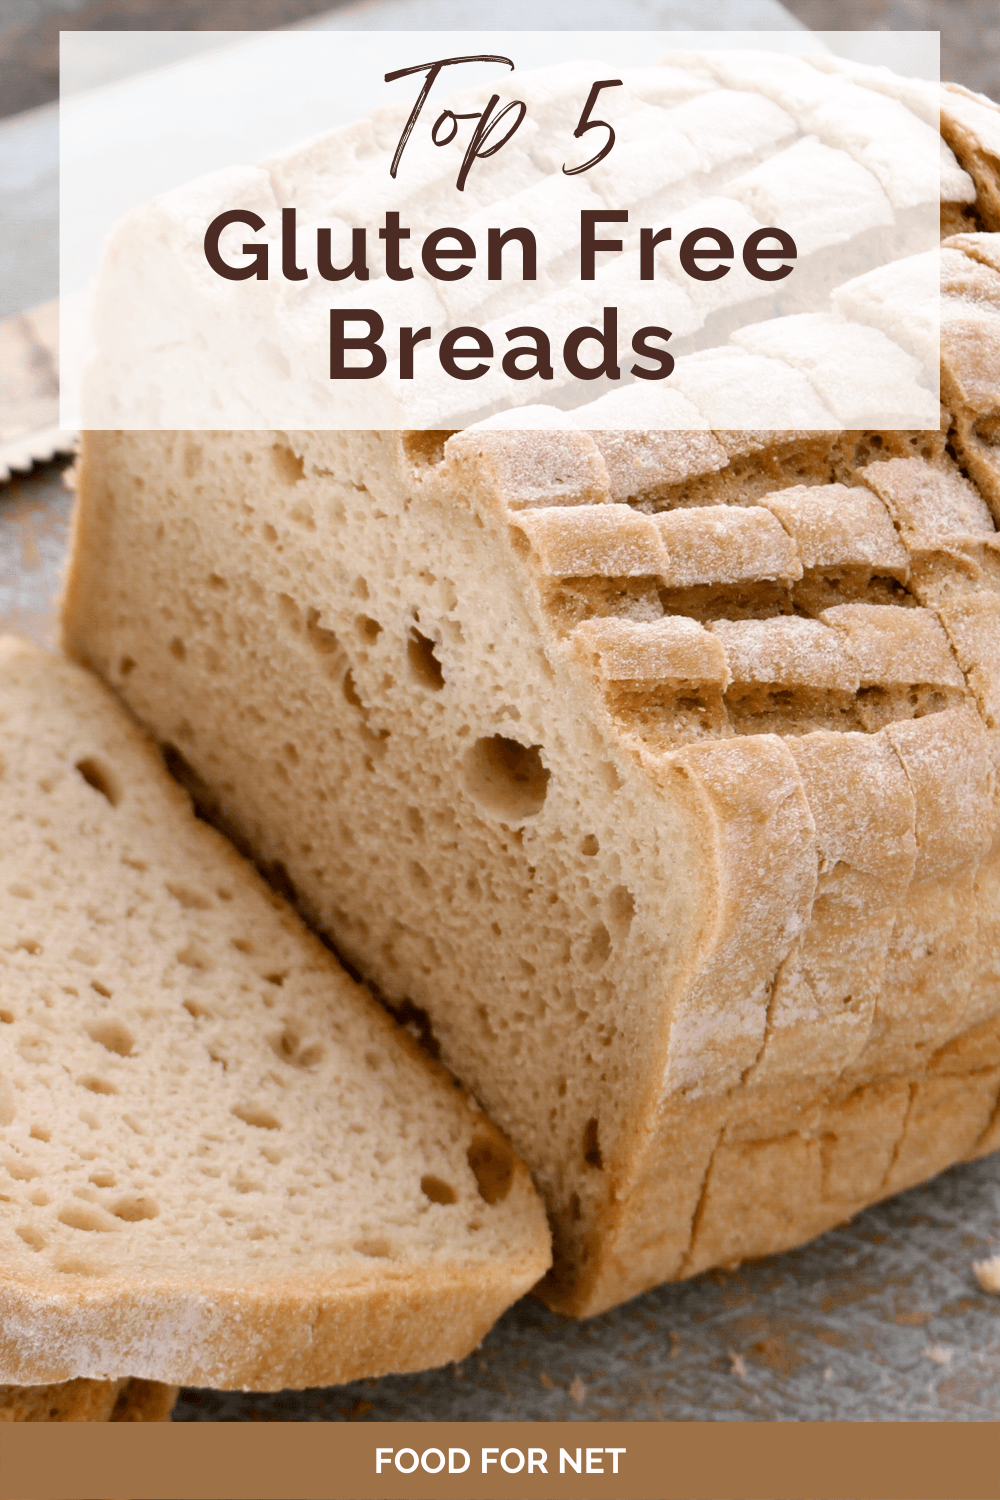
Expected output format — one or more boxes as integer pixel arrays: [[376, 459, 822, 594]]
[[63, 65, 1000, 1317], [0, 639, 549, 1388]]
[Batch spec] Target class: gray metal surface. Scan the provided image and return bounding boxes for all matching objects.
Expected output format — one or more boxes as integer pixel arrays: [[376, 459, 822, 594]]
[[2, 463, 999, 1423]]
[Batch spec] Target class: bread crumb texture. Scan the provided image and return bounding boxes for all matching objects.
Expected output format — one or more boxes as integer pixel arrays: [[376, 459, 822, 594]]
[[0, 642, 549, 1386], [62, 80, 1000, 1318]]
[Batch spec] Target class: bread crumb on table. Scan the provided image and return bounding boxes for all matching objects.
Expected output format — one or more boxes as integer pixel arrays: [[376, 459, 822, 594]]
[[973, 1254, 1000, 1293]]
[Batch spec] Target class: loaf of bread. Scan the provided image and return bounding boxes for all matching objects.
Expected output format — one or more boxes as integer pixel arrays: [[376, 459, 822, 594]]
[[64, 62, 1000, 1318], [0, 640, 549, 1386]]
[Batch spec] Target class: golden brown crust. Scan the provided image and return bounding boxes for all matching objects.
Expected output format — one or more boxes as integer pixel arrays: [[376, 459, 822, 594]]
[[0, 1254, 546, 1391], [940, 84, 1000, 232]]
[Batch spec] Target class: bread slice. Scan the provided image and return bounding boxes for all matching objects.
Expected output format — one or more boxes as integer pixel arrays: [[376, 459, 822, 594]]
[[63, 71, 1000, 1318], [0, 1378, 177, 1421], [0, 640, 549, 1387]]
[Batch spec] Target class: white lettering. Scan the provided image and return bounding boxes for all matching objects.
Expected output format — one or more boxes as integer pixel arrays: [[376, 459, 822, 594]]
[[375, 1448, 393, 1474], [586, 1447, 604, 1474], [560, 1448, 582, 1474], [395, 1448, 419, 1474], [501, 1449, 525, 1474], [528, 1448, 548, 1474], [449, 1448, 471, 1474], [606, 1447, 626, 1475], [421, 1448, 445, 1474], [482, 1447, 500, 1473]]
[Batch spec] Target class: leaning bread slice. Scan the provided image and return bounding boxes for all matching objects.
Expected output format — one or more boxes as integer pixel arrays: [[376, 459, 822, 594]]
[[0, 1378, 177, 1421], [0, 639, 549, 1390]]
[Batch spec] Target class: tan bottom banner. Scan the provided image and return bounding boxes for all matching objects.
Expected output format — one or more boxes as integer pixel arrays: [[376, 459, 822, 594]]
[[0, 1420, 997, 1500]]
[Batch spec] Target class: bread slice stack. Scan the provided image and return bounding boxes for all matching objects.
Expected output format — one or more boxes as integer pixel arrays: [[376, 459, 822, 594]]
[[61, 56, 1000, 1322], [0, 640, 549, 1393]]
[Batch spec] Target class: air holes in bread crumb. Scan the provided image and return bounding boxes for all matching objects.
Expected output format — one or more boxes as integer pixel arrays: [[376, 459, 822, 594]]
[[342, 669, 364, 709], [232, 937, 256, 955], [463, 736, 550, 822], [54, 1254, 105, 1276], [269, 1023, 324, 1070], [8, 883, 33, 899], [408, 629, 445, 690], [5, 1159, 38, 1181], [402, 430, 455, 467], [112, 1193, 159, 1222], [421, 1174, 457, 1205], [599, 761, 622, 792], [183, 998, 211, 1020], [169, 636, 186, 661], [16, 1224, 45, 1251], [231, 1104, 281, 1130], [583, 1118, 603, 1170], [467, 1135, 515, 1205], [58, 1203, 118, 1232], [118, 656, 135, 678], [272, 442, 304, 484], [86, 1020, 134, 1057], [89, 1171, 116, 1188], [0, 1009, 13, 1024], [354, 1237, 392, 1259], [357, 615, 383, 643], [581, 835, 599, 856], [584, 922, 611, 969], [78, 1076, 118, 1096], [17, 938, 41, 955], [608, 885, 635, 937], [29, 1125, 49, 1142], [166, 882, 212, 910], [90, 980, 112, 998], [176, 941, 213, 971], [75, 757, 121, 807], [305, 607, 339, 655]]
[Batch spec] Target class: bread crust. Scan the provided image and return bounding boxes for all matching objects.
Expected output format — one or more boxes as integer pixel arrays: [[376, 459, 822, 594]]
[[0, 1256, 544, 1390]]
